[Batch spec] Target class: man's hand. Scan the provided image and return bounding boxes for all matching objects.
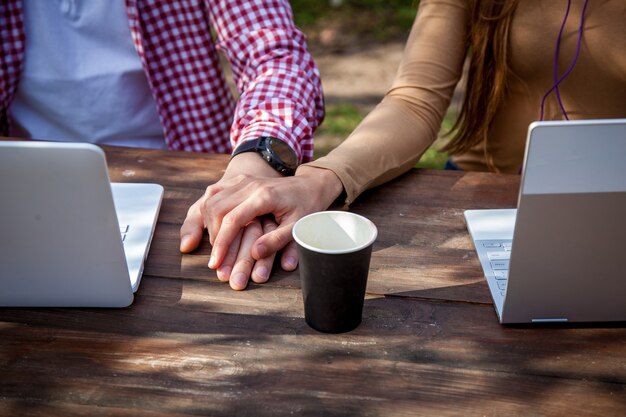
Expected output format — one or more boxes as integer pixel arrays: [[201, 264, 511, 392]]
[[180, 152, 282, 290], [199, 165, 344, 274], [180, 158, 344, 290]]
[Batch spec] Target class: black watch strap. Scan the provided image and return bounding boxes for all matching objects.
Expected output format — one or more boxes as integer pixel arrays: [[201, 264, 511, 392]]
[[231, 137, 298, 176]]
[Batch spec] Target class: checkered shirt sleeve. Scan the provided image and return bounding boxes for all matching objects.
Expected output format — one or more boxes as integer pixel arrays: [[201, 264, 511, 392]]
[[209, 0, 324, 162], [128, 0, 236, 153], [129, 0, 323, 159], [0, 1, 25, 135]]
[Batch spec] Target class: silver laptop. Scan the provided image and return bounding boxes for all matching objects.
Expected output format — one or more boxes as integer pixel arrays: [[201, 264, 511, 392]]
[[0, 141, 163, 307], [464, 119, 626, 324]]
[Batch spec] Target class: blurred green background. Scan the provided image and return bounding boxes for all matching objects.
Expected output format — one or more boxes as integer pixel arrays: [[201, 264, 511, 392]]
[[291, 0, 418, 43], [289, 0, 453, 169]]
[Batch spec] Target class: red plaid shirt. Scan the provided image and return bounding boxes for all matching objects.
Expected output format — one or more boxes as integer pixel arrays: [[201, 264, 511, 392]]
[[0, 0, 323, 161]]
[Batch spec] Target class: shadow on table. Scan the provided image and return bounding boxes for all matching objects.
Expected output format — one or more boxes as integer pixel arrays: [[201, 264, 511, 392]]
[[1, 291, 625, 416]]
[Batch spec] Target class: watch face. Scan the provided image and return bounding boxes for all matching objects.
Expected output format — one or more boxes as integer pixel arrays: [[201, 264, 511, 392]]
[[267, 137, 298, 168]]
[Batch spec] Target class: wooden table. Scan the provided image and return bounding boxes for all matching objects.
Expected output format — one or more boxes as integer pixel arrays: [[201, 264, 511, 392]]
[[1, 146, 624, 416]]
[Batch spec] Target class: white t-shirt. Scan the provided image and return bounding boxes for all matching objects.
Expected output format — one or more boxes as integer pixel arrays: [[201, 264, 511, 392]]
[[10, 0, 166, 149]]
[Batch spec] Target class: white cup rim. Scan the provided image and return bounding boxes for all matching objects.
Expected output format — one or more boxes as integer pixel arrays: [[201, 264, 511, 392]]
[[292, 211, 378, 254]]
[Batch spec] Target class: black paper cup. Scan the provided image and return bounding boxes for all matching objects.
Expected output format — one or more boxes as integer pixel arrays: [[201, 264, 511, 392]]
[[292, 211, 378, 333]]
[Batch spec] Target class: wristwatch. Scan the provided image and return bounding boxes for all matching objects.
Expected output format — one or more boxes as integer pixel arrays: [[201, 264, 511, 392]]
[[231, 137, 298, 176]]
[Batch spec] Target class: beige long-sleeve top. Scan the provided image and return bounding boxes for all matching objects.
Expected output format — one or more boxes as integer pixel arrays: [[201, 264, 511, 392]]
[[307, 0, 626, 205]]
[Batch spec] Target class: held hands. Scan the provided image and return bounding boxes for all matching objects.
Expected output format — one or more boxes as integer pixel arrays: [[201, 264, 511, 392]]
[[179, 153, 344, 290], [180, 152, 280, 290]]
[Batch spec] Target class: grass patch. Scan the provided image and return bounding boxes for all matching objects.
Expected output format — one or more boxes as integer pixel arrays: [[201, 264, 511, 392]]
[[314, 103, 364, 158], [415, 140, 449, 169], [292, 0, 454, 169], [416, 111, 457, 169], [291, 0, 419, 44], [317, 103, 363, 136]]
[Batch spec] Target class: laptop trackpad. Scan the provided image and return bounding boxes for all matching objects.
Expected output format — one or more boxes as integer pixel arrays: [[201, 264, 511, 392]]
[[464, 209, 516, 241]]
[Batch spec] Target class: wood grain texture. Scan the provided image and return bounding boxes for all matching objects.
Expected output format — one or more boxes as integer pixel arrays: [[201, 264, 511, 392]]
[[1, 145, 624, 417]]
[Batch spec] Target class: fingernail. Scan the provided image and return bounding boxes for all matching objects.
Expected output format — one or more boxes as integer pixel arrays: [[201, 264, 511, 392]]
[[284, 256, 298, 270], [217, 265, 232, 281], [231, 272, 247, 290], [254, 266, 269, 282], [180, 235, 190, 252], [208, 255, 217, 269], [256, 244, 268, 259]]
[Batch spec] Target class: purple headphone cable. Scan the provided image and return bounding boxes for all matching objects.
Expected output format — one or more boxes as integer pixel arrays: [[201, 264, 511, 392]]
[[539, 0, 589, 121]]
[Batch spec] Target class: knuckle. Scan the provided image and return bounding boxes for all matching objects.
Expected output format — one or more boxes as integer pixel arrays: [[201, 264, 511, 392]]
[[186, 203, 198, 218], [253, 184, 275, 203], [246, 220, 263, 235], [268, 229, 291, 249], [204, 184, 220, 198], [201, 196, 212, 212], [233, 173, 251, 184], [201, 198, 217, 219], [222, 211, 238, 227], [235, 257, 255, 271], [262, 217, 278, 232]]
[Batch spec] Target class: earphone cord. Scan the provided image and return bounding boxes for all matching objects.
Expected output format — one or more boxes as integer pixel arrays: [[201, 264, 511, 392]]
[[539, 0, 589, 121]]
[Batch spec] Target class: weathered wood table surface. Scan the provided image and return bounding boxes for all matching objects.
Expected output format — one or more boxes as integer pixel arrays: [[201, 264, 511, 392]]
[[1, 146, 624, 416]]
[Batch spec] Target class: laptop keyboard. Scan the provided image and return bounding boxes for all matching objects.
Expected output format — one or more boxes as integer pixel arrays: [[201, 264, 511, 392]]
[[481, 240, 512, 296]]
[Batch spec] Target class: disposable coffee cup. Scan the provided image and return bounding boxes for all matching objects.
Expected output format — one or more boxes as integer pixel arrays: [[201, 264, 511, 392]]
[[292, 211, 378, 333]]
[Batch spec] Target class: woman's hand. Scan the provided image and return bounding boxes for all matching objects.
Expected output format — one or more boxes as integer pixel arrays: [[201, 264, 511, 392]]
[[180, 153, 344, 290]]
